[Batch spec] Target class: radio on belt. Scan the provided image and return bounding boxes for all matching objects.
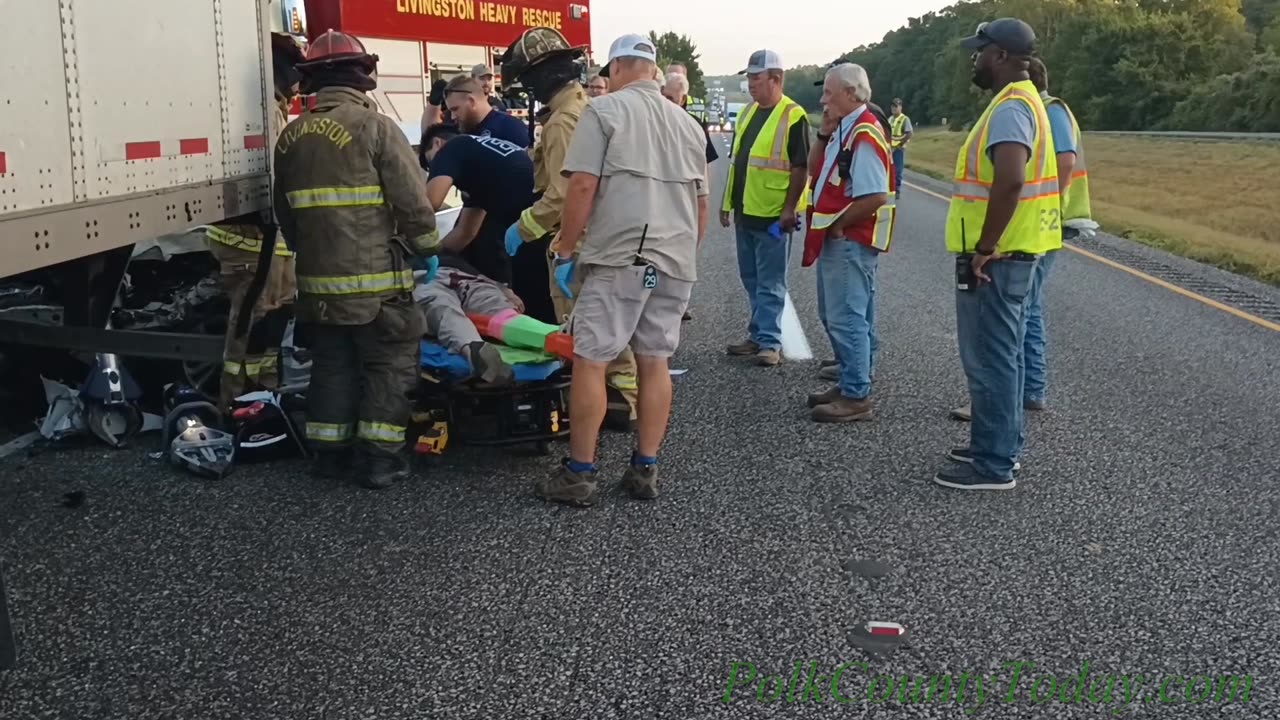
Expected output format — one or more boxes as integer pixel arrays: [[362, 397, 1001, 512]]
[[632, 223, 658, 289]]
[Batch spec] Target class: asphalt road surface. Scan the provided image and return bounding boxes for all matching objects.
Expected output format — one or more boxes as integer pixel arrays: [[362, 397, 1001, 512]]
[[2, 136, 1278, 719]]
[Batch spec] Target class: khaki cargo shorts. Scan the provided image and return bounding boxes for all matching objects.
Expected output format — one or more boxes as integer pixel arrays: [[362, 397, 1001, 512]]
[[570, 264, 693, 362]]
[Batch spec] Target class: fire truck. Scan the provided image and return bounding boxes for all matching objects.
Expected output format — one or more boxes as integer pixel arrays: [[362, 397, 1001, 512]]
[[289, 0, 594, 136], [0, 0, 591, 375]]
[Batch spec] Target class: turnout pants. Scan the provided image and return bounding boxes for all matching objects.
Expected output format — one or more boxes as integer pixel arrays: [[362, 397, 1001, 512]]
[[547, 250, 638, 421], [209, 241, 296, 409], [304, 298, 426, 458], [418, 267, 517, 353]]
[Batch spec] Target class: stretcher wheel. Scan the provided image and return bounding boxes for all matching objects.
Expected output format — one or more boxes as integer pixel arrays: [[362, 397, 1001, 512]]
[[534, 440, 552, 456]]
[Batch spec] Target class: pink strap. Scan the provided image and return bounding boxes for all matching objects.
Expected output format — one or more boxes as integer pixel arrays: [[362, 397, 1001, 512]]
[[487, 308, 520, 338]]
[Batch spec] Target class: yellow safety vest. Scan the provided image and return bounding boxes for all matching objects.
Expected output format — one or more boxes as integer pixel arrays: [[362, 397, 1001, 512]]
[[1043, 94, 1092, 222], [945, 80, 1060, 255], [206, 226, 295, 257], [722, 96, 810, 217], [889, 114, 910, 146]]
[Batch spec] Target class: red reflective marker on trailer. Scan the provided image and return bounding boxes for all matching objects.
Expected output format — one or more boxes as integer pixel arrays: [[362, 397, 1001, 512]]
[[125, 141, 162, 160], [179, 138, 210, 155]]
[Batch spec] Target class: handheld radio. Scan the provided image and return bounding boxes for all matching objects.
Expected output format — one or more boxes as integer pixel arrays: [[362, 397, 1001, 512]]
[[955, 219, 977, 292]]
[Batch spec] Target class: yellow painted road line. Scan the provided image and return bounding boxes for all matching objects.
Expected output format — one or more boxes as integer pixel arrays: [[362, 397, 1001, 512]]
[[903, 181, 1280, 333]]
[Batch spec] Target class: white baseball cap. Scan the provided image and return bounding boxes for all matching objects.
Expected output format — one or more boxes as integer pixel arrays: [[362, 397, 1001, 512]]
[[739, 49, 784, 75], [599, 33, 657, 77]]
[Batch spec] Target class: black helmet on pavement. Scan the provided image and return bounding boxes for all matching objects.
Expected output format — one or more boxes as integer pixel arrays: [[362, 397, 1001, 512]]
[[500, 27, 586, 82]]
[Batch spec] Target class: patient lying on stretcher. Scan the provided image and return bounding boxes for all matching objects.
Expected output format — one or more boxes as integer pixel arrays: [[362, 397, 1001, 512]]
[[413, 254, 522, 386]]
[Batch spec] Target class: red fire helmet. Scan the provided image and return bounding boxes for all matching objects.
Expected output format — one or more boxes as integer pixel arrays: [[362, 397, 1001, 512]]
[[297, 30, 378, 72]]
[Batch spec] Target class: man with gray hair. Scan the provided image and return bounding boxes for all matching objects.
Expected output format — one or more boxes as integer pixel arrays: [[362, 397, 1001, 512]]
[[802, 62, 896, 422], [663, 72, 719, 164]]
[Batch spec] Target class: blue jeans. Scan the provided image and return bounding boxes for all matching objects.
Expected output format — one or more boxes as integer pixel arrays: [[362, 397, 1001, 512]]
[[955, 256, 1038, 481], [735, 221, 791, 350], [891, 148, 905, 192], [816, 240, 879, 399], [1022, 250, 1058, 404]]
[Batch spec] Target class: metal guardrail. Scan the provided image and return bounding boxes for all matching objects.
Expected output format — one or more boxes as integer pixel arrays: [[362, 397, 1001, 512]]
[[1087, 131, 1280, 142]]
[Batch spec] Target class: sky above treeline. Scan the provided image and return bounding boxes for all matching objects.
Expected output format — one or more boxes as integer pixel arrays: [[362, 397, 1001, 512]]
[[589, 0, 954, 73]]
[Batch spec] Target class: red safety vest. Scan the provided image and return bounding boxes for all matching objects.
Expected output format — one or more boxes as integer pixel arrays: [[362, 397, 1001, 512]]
[[802, 110, 897, 267]]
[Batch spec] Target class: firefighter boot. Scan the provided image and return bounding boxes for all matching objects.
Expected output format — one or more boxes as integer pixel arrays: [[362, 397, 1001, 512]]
[[311, 447, 355, 482], [360, 447, 412, 490]]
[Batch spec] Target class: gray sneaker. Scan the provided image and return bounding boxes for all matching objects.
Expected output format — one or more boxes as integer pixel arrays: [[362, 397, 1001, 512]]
[[933, 462, 1016, 491], [946, 445, 1021, 472], [622, 463, 660, 500], [534, 460, 600, 508]]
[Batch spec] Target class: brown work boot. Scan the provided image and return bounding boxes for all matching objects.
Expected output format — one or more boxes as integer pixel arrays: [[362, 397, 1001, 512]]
[[807, 386, 841, 409], [756, 348, 781, 366], [811, 396, 874, 423], [534, 460, 600, 508], [622, 463, 660, 500], [361, 450, 411, 490], [726, 339, 760, 356]]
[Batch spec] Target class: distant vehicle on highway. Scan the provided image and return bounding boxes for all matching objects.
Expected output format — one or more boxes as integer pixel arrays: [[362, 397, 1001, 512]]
[[720, 102, 745, 133]]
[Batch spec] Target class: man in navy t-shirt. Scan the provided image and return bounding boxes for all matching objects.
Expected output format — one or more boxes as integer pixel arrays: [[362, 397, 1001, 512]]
[[420, 123, 535, 288], [444, 75, 531, 147]]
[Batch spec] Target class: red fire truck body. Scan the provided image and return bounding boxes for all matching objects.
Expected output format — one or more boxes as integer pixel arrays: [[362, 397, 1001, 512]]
[[295, 0, 592, 135]]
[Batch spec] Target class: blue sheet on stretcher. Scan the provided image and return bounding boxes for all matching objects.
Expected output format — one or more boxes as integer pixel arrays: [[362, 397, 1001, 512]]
[[420, 340, 564, 383]]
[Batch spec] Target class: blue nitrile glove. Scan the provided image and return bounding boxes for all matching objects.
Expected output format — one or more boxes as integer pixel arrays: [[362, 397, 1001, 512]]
[[504, 223, 524, 257], [768, 221, 784, 240], [554, 257, 576, 300], [413, 254, 440, 282]]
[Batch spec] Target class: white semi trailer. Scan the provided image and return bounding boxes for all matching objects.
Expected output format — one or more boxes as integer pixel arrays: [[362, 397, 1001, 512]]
[[0, 0, 279, 361], [0, 0, 456, 368]]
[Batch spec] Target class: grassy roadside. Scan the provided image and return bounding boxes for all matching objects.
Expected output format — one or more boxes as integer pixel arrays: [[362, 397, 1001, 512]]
[[903, 129, 1280, 286]]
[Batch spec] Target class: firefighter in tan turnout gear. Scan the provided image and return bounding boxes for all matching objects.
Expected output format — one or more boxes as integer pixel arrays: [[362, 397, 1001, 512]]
[[273, 31, 442, 490], [499, 27, 639, 430], [206, 33, 305, 409]]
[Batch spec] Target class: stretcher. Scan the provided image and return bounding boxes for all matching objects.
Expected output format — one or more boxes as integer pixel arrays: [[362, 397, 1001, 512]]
[[413, 339, 570, 456]]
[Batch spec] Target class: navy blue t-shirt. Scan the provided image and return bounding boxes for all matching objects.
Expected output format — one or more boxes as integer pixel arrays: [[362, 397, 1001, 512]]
[[428, 135, 535, 281], [470, 108, 530, 147], [430, 135, 534, 221]]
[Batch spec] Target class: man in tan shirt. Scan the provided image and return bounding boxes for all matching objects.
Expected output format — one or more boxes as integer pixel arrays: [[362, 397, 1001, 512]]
[[534, 34, 709, 508], [500, 27, 639, 430]]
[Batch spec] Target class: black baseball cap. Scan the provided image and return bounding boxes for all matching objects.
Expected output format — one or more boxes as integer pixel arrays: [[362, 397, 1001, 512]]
[[960, 18, 1037, 56]]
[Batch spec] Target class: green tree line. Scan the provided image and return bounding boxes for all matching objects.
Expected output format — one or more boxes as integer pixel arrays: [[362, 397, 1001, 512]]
[[782, 0, 1280, 132]]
